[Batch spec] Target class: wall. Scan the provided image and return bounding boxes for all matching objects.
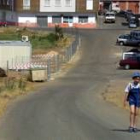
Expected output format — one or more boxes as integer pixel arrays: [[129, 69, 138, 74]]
[[18, 16, 37, 27], [40, 0, 76, 12], [48, 15, 96, 28], [114, 1, 140, 14], [5, 11, 17, 22], [76, 0, 99, 13], [0, 42, 31, 70], [15, 0, 39, 12]]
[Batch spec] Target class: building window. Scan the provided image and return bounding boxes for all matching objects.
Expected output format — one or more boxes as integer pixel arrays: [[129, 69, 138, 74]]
[[79, 16, 88, 23], [55, 0, 61, 7], [65, 0, 72, 7], [23, 0, 30, 10], [63, 16, 73, 23], [52, 16, 61, 23], [44, 0, 50, 6], [86, 0, 93, 10]]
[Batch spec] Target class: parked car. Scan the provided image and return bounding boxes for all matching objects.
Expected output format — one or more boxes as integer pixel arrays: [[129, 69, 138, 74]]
[[119, 56, 140, 69], [116, 34, 131, 46], [117, 34, 140, 46], [129, 20, 137, 28], [104, 11, 115, 23], [122, 51, 140, 60], [130, 30, 140, 40], [126, 37, 140, 46], [0, 20, 7, 27], [127, 15, 136, 22], [125, 10, 134, 20]]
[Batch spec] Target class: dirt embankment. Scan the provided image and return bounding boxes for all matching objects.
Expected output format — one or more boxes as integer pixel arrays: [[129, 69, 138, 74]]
[[102, 77, 133, 111]]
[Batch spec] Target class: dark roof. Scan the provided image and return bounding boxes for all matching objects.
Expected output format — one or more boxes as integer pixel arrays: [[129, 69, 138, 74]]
[[35, 12, 95, 17], [100, 0, 140, 1]]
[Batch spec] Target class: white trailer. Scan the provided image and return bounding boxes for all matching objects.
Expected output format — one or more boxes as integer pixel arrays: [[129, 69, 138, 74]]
[[0, 41, 32, 70]]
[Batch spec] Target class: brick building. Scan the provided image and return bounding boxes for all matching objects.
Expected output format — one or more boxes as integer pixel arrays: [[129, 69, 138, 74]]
[[113, 0, 140, 14], [100, 0, 140, 14], [0, 0, 99, 28]]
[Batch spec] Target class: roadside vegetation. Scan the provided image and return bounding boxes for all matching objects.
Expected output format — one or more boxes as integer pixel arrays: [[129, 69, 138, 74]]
[[0, 25, 69, 51], [0, 26, 74, 117]]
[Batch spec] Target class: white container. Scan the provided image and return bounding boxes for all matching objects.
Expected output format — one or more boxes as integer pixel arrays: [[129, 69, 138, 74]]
[[0, 41, 32, 70]]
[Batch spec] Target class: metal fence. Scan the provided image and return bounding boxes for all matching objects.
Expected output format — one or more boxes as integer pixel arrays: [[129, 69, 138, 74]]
[[46, 35, 81, 81], [3, 35, 81, 81]]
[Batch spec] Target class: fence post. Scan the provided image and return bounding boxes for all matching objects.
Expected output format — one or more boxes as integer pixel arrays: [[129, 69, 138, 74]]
[[55, 55, 58, 72], [6, 60, 9, 76], [70, 44, 72, 59], [57, 55, 60, 71], [47, 58, 51, 81]]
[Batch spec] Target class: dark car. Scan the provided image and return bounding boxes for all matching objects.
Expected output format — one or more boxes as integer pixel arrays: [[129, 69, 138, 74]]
[[125, 36, 140, 46], [129, 20, 137, 28], [125, 10, 134, 19], [119, 56, 140, 69]]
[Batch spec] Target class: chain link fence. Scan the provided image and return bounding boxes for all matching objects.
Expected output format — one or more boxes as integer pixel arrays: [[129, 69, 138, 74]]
[[46, 35, 81, 81], [3, 35, 81, 81]]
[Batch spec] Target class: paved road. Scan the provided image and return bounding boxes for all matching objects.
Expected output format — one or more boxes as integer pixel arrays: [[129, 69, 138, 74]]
[[0, 17, 140, 140], [97, 15, 129, 30]]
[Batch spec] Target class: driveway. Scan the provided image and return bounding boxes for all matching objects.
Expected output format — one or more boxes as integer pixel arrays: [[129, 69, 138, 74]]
[[0, 18, 140, 140]]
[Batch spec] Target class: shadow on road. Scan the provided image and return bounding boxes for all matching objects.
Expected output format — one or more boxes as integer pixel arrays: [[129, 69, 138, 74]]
[[112, 128, 140, 133], [121, 22, 128, 26]]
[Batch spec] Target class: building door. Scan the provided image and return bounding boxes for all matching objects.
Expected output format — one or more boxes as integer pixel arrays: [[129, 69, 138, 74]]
[[37, 16, 48, 27]]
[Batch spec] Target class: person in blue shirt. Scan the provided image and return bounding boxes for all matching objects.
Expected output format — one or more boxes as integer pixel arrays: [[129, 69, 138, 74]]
[[124, 72, 140, 132]]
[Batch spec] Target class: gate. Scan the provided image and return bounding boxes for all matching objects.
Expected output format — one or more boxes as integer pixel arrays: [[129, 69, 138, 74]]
[[37, 16, 48, 27]]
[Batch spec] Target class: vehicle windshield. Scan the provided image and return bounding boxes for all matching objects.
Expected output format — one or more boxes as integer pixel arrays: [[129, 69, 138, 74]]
[[106, 14, 115, 16], [130, 20, 136, 24]]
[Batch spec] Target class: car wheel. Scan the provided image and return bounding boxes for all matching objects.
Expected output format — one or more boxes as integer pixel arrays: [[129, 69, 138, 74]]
[[119, 42, 124, 46], [124, 64, 130, 70]]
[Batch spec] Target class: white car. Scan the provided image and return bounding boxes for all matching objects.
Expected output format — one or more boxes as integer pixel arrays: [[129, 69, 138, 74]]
[[104, 12, 115, 23]]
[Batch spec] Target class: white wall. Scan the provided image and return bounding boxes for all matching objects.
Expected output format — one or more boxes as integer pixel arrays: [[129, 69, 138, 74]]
[[40, 0, 76, 12], [18, 17, 37, 23], [48, 16, 52, 23], [73, 17, 78, 23], [88, 17, 96, 23]]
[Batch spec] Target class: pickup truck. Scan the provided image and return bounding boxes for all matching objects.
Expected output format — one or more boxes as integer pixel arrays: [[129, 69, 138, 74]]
[[104, 12, 116, 23], [0, 21, 7, 26]]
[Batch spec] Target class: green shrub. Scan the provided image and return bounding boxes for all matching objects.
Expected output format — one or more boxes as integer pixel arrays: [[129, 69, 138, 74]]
[[55, 25, 64, 40], [47, 33, 57, 42]]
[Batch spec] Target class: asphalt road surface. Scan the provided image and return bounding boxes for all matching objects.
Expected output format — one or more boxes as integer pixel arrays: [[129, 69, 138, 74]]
[[0, 17, 140, 140]]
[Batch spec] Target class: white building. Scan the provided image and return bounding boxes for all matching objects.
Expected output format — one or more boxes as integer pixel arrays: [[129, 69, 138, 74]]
[[40, 0, 76, 12]]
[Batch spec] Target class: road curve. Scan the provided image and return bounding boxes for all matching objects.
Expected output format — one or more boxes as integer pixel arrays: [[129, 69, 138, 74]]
[[0, 29, 140, 140]]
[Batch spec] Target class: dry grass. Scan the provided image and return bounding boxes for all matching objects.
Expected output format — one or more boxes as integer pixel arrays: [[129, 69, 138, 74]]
[[102, 78, 130, 110], [0, 71, 47, 117]]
